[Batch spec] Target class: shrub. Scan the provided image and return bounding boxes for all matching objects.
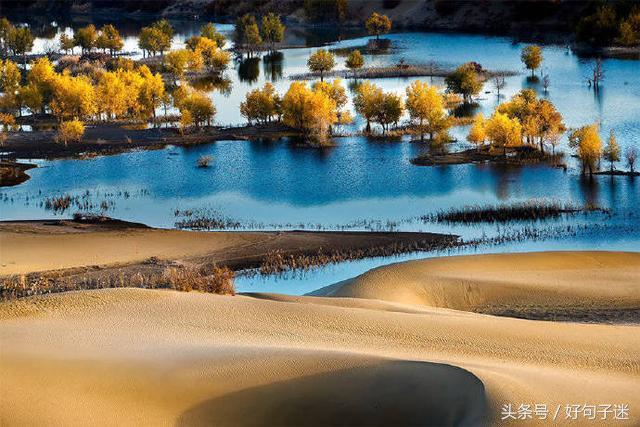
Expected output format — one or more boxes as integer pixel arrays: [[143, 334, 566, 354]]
[[57, 119, 85, 145], [164, 265, 235, 295], [197, 154, 213, 168]]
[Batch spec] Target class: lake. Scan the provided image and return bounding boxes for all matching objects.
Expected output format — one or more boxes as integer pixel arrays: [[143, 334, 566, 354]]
[[2, 22, 639, 293]]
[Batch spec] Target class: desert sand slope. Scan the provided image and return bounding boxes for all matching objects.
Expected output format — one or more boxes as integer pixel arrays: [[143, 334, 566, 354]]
[[314, 251, 640, 316], [1, 252, 639, 426], [0, 220, 450, 276]]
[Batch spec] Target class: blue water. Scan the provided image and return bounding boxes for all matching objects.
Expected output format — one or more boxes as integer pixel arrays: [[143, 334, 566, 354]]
[[4, 27, 640, 294]]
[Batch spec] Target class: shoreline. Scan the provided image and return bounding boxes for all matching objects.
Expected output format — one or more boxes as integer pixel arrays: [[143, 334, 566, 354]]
[[1, 122, 300, 162], [0, 218, 458, 299]]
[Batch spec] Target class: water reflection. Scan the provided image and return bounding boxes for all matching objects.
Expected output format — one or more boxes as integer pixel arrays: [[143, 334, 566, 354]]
[[452, 102, 480, 118], [578, 175, 600, 207], [263, 52, 284, 82], [191, 75, 233, 96], [238, 57, 261, 84]]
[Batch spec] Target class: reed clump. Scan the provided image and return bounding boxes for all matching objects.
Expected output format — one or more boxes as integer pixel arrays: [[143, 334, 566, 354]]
[[423, 201, 585, 224], [258, 238, 459, 275]]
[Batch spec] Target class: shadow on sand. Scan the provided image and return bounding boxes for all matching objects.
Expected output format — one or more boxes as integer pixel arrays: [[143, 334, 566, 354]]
[[176, 360, 488, 426]]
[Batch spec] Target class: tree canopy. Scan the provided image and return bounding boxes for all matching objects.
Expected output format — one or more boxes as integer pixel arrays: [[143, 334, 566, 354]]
[[365, 13, 392, 40], [307, 49, 335, 81], [445, 62, 482, 103], [521, 45, 543, 77]]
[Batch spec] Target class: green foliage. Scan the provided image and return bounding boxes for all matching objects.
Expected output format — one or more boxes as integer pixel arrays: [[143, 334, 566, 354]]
[[235, 14, 262, 56], [200, 23, 226, 48], [365, 12, 392, 40], [59, 33, 75, 53], [261, 13, 285, 51], [139, 20, 172, 56], [445, 62, 483, 103], [74, 25, 97, 53], [345, 50, 364, 77], [602, 130, 620, 171], [576, 4, 640, 46], [97, 24, 124, 56], [7, 25, 34, 65]]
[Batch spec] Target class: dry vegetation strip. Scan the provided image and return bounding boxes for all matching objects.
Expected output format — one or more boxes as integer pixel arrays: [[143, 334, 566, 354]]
[[0, 221, 458, 300]]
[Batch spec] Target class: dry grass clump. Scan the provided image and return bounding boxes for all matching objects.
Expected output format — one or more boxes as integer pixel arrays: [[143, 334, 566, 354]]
[[1, 264, 235, 300], [196, 155, 213, 168], [258, 238, 459, 275], [164, 265, 235, 295]]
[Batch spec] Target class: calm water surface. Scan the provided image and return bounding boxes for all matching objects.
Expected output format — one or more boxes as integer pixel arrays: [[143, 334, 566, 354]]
[[3, 25, 639, 293]]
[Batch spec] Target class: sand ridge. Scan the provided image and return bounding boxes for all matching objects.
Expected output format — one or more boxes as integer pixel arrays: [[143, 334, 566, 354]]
[[1, 251, 639, 426]]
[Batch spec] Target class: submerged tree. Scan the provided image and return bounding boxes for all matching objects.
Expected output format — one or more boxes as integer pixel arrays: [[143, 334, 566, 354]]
[[569, 123, 602, 176], [492, 72, 506, 97], [282, 81, 338, 145], [139, 20, 172, 57], [521, 45, 543, 77], [625, 146, 638, 174], [602, 130, 620, 172], [445, 62, 482, 104], [235, 14, 262, 57], [365, 12, 392, 41], [353, 80, 383, 133]]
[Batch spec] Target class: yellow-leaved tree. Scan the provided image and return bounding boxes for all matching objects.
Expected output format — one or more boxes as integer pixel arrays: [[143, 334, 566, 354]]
[[485, 112, 522, 156], [467, 113, 486, 150], [58, 119, 85, 145], [282, 81, 337, 145], [307, 49, 335, 82], [173, 84, 215, 128], [96, 71, 129, 120], [353, 80, 383, 133], [50, 72, 97, 122], [405, 80, 450, 141], [569, 123, 602, 176], [365, 12, 392, 41], [240, 82, 281, 125]]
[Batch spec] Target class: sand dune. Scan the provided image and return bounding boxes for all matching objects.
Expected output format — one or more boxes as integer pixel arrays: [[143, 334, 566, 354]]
[[1, 252, 639, 426], [314, 251, 640, 321]]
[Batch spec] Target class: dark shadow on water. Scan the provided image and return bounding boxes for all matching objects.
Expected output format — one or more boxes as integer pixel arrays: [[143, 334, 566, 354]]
[[175, 360, 488, 427], [452, 102, 480, 118], [191, 75, 233, 96], [238, 57, 261, 84], [263, 52, 284, 82], [579, 174, 600, 207]]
